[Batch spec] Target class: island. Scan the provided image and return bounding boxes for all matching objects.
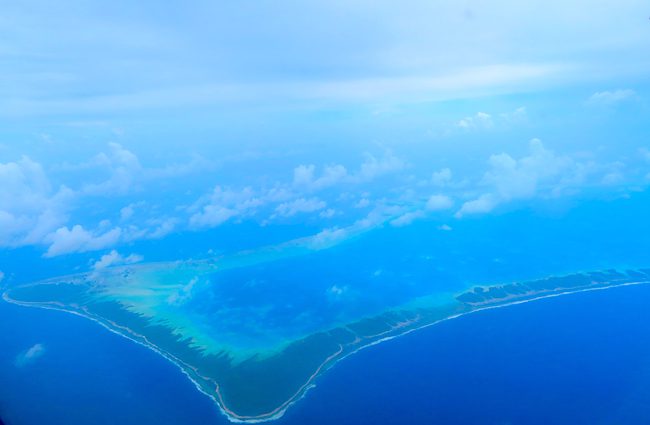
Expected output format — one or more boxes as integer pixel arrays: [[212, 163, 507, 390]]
[[3, 232, 649, 422]]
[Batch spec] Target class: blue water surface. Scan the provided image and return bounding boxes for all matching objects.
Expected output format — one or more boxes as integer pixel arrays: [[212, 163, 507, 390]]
[[2, 282, 650, 425]]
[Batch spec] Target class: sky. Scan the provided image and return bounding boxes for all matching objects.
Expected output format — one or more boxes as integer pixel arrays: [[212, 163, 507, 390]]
[[0, 0, 649, 281]]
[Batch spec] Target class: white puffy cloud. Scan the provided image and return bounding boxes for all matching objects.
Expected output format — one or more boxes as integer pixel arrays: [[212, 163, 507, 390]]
[[319, 208, 336, 218], [309, 227, 350, 249], [327, 284, 350, 301], [274, 197, 326, 217], [431, 168, 452, 186], [82, 143, 142, 196], [390, 211, 425, 227], [355, 198, 371, 208], [45, 225, 122, 257], [456, 194, 500, 217], [457, 112, 493, 129], [147, 218, 178, 239], [0, 156, 74, 247], [189, 186, 262, 229], [587, 89, 636, 106], [0, 144, 219, 254], [2, 133, 638, 260], [456, 139, 588, 217], [356, 151, 406, 182], [0, 156, 51, 209], [438, 224, 453, 231], [92, 250, 143, 271], [307, 203, 403, 250], [293, 151, 404, 191], [319, 165, 349, 187], [426, 194, 454, 211], [293, 164, 348, 191], [21, 187, 76, 246], [15, 343, 46, 367], [293, 164, 316, 187], [596, 161, 627, 187], [328, 285, 347, 296], [456, 107, 526, 131], [120, 204, 135, 220], [484, 139, 573, 199], [190, 205, 237, 228]]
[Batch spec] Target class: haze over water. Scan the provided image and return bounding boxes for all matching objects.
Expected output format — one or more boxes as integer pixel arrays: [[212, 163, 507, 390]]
[[1, 1, 650, 424]]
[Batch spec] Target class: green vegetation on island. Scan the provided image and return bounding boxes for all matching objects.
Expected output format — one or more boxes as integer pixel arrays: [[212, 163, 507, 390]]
[[4, 266, 648, 421]]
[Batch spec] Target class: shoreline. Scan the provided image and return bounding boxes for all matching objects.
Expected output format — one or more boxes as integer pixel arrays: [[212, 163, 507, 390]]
[[3, 279, 648, 423]]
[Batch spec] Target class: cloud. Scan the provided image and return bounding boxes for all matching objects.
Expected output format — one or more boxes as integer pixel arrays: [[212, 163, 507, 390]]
[[319, 208, 336, 218], [431, 168, 452, 186], [601, 171, 624, 186], [457, 112, 493, 129], [82, 143, 142, 196], [293, 164, 348, 191], [293, 164, 315, 187], [15, 343, 46, 367], [187, 151, 407, 229], [484, 139, 569, 199], [327, 284, 350, 301], [587, 89, 637, 106], [289, 64, 566, 104], [144, 154, 214, 180], [1, 63, 568, 115], [274, 197, 326, 217], [0, 156, 51, 209], [456, 139, 588, 217], [438, 224, 453, 231], [390, 211, 425, 227], [120, 204, 135, 220], [313, 164, 349, 187], [0, 271, 4, 283], [293, 151, 405, 191], [92, 250, 143, 271], [426, 194, 454, 211], [188, 186, 262, 229], [456, 107, 526, 131], [305, 203, 403, 250], [147, 218, 178, 239], [355, 198, 371, 208], [45, 225, 122, 257], [356, 151, 406, 182], [309, 227, 350, 249], [190, 205, 237, 228], [0, 144, 219, 254], [1, 0, 648, 118], [456, 194, 500, 217], [0, 156, 74, 248]]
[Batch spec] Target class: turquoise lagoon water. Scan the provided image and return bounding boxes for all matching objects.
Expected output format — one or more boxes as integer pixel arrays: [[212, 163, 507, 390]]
[[2, 192, 650, 424]]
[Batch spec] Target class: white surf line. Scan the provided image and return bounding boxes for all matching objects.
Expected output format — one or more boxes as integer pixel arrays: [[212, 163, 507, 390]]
[[333, 280, 650, 369], [1, 293, 239, 422], [3, 279, 649, 423]]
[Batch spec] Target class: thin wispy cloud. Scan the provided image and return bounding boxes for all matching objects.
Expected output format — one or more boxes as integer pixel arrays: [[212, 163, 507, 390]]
[[15, 343, 46, 367]]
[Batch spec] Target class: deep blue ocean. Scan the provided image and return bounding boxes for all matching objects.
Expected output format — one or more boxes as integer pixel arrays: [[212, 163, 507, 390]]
[[2, 283, 650, 425]]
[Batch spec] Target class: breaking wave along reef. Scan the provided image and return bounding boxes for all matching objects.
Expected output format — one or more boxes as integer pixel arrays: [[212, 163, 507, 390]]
[[4, 229, 649, 422]]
